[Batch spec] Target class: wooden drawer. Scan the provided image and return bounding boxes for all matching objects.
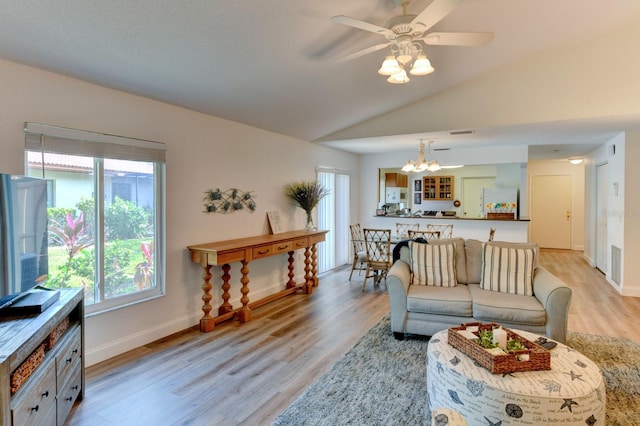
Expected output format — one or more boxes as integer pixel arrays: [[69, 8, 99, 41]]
[[56, 325, 82, 393], [57, 364, 81, 426], [273, 241, 293, 254], [11, 359, 56, 426], [252, 245, 273, 259], [292, 238, 308, 250]]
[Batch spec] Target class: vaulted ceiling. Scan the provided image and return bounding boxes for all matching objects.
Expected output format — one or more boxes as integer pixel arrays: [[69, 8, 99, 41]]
[[2, 0, 640, 158]]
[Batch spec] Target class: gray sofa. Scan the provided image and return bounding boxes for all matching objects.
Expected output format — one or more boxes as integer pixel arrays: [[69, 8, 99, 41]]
[[387, 238, 572, 343]]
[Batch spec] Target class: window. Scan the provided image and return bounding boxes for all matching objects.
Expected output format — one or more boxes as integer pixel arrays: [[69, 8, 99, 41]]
[[24, 123, 166, 314], [317, 169, 350, 273]]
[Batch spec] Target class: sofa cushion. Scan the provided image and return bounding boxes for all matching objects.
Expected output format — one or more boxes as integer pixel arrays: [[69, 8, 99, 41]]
[[481, 244, 536, 296], [409, 241, 457, 287], [469, 284, 546, 326], [429, 237, 467, 284], [407, 284, 472, 317], [464, 239, 484, 284]]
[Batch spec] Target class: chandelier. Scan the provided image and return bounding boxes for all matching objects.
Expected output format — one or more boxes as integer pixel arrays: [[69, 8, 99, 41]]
[[402, 141, 441, 172], [378, 40, 434, 84]]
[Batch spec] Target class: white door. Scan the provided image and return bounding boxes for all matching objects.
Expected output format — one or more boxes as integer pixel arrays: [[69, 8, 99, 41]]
[[462, 177, 495, 218], [595, 163, 608, 272], [530, 175, 572, 249]]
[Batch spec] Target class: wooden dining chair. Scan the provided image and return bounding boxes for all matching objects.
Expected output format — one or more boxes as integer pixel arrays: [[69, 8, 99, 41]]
[[407, 229, 440, 240], [348, 224, 367, 280], [426, 224, 454, 239], [395, 223, 419, 238], [362, 228, 393, 291]]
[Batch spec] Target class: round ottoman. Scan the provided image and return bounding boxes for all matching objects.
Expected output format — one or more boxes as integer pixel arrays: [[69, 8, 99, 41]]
[[426, 329, 605, 425]]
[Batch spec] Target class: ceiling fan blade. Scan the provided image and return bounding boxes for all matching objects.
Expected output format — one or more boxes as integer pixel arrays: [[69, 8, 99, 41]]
[[336, 42, 391, 63], [411, 0, 464, 32], [422, 32, 494, 46], [331, 15, 394, 38]]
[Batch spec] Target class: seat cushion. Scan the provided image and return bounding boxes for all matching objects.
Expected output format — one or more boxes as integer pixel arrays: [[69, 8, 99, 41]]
[[469, 284, 546, 326], [407, 284, 472, 317]]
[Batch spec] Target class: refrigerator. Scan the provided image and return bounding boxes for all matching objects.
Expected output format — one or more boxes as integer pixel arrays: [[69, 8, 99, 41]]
[[482, 188, 518, 219]]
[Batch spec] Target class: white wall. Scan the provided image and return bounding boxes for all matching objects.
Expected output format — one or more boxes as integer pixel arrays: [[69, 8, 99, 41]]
[[0, 59, 360, 365]]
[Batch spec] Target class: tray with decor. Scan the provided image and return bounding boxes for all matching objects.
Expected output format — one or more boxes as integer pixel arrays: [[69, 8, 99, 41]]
[[447, 322, 551, 374]]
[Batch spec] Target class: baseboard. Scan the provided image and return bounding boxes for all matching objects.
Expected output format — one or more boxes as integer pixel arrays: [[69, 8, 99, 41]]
[[85, 312, 201, 367], [582, 252, 596, 267]]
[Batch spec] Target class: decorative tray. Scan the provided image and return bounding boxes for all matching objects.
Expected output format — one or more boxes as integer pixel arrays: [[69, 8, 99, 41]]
[[447, 322, 551, 374]]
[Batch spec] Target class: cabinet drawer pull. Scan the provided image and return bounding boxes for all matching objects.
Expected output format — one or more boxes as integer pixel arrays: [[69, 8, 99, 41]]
[[72, 385, 79, 391], [277, 245, 288, 250], [258, 249, 269, 254], [42, 391, 49, 397], [31, 405, 39, 412], [66, 396, 73, 402], [66, 357, 73, 363], [73, 349, 79, 354]]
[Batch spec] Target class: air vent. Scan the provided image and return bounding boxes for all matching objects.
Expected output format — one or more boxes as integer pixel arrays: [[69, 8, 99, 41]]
[[449, 130, 474, 135], [611, 245, 621, 286]]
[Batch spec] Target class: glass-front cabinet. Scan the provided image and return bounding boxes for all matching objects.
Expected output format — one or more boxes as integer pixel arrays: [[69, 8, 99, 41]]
[[423, 175, 454, 200]]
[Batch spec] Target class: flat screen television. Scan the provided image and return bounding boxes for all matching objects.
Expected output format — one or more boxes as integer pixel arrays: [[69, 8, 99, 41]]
[[0, 173, 50, 312]]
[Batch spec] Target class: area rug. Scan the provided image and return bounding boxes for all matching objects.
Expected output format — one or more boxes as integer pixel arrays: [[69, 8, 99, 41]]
[[272, 316, 640, 426]]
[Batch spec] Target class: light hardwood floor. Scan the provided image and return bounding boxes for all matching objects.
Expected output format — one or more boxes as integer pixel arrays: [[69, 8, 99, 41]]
[[67, 249, 640, 425]]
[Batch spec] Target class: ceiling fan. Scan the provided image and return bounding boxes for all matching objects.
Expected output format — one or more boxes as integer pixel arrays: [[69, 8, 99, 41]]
[[331, 0, 494, 83]]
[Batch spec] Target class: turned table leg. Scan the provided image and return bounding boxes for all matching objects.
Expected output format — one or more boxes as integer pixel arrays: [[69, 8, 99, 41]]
[[303, 246, 313, 294], [311, 243, 319, 287], [237, 259, 252, 322], [200, 264, 215, 332], [287, 251, 296, 289], [218, 263, 233, 315]]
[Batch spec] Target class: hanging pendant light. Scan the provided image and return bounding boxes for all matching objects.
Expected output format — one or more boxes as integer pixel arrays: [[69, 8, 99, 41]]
[[403, 141, 441, 172]]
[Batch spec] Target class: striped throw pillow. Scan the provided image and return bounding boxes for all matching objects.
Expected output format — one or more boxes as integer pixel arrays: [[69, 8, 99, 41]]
[[481, 245, 536, 295], [409, 241, 457, 287]]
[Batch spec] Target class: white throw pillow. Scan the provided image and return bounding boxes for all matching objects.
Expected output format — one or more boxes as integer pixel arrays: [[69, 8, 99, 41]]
[[409, 241, 457, 287], [481, 244, 536, 295]]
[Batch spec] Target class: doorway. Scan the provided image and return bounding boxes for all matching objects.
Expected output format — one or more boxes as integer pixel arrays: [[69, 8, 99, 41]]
[[530, 175, 572, 249]]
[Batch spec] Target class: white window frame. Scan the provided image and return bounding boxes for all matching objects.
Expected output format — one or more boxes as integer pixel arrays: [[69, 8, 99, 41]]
[[24, 122, 166, 315]]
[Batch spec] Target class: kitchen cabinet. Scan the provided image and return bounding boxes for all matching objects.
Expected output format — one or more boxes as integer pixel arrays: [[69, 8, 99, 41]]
[[423, 176, 454, 200], [385, 173, 408, 188]]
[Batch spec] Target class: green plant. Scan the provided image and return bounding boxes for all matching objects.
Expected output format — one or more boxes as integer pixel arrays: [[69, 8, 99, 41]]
[[134, 242, 154, 290], [48, 212, 94, 286], [284, 181, 330, 229], [105, 197, 150, 239]]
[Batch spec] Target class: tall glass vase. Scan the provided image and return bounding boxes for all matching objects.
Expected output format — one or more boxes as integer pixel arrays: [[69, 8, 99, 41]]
[[305, 210, 315, 231]]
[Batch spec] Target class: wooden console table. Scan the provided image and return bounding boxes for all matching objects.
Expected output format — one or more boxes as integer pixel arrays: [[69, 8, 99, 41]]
[[188, 229, 328, 332]]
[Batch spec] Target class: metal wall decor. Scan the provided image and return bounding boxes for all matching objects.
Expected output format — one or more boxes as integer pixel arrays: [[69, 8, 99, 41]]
[[203, 188, 256, 213]]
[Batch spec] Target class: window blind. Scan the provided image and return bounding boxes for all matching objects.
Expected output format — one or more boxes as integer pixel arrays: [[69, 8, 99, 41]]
[[24, 122, 166, 163]]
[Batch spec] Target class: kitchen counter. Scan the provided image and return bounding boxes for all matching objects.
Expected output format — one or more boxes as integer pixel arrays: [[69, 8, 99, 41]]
[[367, 214, 530, 242], [377, 214, 530, 222]]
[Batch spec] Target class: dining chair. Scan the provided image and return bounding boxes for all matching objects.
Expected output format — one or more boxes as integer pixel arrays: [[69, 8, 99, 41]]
[[426, 224, 454, 239], [488, 227, 496, 241], [362, 228, 393, 291], [407, 229, 441, 240], [348, 224, 367, 280], [395, 223, 419, 238]]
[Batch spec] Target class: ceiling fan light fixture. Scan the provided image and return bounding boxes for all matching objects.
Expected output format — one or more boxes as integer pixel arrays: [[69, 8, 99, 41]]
[[378, 56, 402, 75], [387, 69, 410, 84], [569, 158, 584, 165], [410, 55, 434, 75]]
